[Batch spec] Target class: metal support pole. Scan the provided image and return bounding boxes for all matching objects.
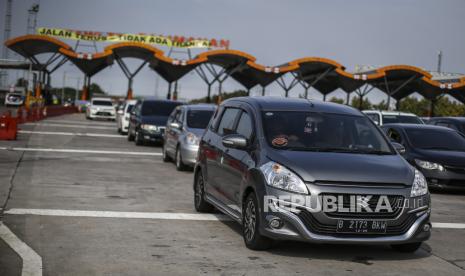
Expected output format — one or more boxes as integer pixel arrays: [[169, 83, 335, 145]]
[[167, 82, 172, 100], [304, 87, 309, 99], [173, 81, 178, 100], [246, 88, 250, 96], [429, 98, 436, 117], [262, 86, 265, 96], [346, 92, 351, 105], [207, 83, 212, 103], [323, 94, 327, 101]]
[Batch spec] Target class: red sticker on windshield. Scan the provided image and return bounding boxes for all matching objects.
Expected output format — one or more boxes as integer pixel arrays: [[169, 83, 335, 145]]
[[272, 137, 288, 147]]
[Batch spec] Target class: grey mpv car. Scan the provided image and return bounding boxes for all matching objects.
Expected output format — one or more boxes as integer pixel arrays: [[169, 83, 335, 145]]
[[194, 97, 431, 252], [163, 104, 216, 170]]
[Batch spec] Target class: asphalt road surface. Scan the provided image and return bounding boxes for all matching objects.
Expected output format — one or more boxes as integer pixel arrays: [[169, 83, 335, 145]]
[[1, 113, 465, 275]]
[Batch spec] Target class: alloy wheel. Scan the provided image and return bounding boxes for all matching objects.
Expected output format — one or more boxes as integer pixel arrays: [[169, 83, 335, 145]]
[[244, 199, 256, 242]]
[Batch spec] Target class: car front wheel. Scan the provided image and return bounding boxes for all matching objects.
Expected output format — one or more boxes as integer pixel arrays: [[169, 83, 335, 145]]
[[175, 146, 187, 171], [194, 171, 214, 212], [243, 193, 273, 250]]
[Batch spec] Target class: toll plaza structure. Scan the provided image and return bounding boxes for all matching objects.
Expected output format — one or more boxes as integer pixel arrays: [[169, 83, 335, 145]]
[[4, 34, 465, 113]]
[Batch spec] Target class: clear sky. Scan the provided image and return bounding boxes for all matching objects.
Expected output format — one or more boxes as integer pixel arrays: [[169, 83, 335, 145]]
[[1, 0, 464, 102]]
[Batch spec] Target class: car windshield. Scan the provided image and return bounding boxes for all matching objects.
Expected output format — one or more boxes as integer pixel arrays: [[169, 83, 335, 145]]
[[92, 100, 113, 106], [187, 110, 214, 129], [142, 101, 181, 116], [405, 128, 465, 151], [262, 111, 393, 154], [383, 115, 423, 124]]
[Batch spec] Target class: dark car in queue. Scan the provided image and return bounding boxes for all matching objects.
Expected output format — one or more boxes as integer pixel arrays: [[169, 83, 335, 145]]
[[428, 117, 465, 135], [128, 98, 183, 145], [382, 123, 465, 191], [194, 97, 431, 252], [163, 104, 216, 171]]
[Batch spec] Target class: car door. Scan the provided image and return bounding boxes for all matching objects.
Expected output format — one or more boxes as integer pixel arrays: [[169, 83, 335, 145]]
[[220, 108, 255, 216], [129, 102, 141, 135], [206, 107, 241, 205], [165, 107, 182, 156]]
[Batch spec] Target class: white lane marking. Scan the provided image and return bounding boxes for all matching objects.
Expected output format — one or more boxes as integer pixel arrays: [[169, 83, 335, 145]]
[[432, 222, 465, 229], [23, 123, 114, 130], [5, 209, 232, 221], [0, 222, 43, 276], [0, 147, 162, 156], [44, 119, 114, 126], [18, 130, 124, 138], [4, 209, 465, 229]]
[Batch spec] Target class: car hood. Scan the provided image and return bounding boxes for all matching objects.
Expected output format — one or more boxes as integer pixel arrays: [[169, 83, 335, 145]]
[[141, 115, 169, 126], [415, 149, 465, 167], [266, 149, 413, 185]]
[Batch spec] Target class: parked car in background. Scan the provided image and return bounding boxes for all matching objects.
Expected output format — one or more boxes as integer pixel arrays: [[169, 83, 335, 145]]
[[117, 99, 137, 134], [4, 92, 25, 107], [86, 97, 116, 120], [163, 104, 216, 170], [128, 98, 183, 145], [194, 97, 430, 252], [382, 123, 465, 191], [428, 117, 465, 135], [363, 110, 424, 126]]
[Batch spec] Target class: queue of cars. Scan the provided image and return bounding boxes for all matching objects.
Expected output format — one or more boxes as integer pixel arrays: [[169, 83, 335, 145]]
[[101, 96, 465, 252]]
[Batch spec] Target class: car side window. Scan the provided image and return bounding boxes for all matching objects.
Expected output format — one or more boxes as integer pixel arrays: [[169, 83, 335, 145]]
[[235, 111, 253, 140], [209, 106, 224, 132], [387, 128, 403, 144], [133, 103, 141, 115], [177, 109, 184, 124], [217, 108, 241, 136], [167, 109, 177, 124]]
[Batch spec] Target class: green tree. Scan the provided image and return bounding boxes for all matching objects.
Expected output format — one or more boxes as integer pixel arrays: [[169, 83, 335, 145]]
[[351, 96, 372, 110], [372, 100, 388, 110], [89, 83, 106, 96], [328, 97, 344, 104]]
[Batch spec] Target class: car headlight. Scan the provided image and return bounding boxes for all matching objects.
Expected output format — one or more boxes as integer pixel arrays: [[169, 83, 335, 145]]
[[415, 159, 444, 171], [260, 161, 308, 194], [141, 124, 158, 131], [411, 168, 428, 197], [185, 132, 199, 145]]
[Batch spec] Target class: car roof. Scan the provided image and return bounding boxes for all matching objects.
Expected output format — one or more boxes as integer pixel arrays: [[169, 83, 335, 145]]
[[183, 104, 216, 111], [430, 117, 465, 122], [140, 97, 183, 104], [125, 99, 137, 104], [224, 96, 362, 116], [382, 123, 454, 131], [362, 110, 418, 116], [91, 97, 112, 101]]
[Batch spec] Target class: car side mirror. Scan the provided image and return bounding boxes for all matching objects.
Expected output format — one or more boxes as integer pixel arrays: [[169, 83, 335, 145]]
[[170, 122, 181, 129], [222, 134, 248, 150], [391, 142, 406, 155], [117, 110, 124, 115]]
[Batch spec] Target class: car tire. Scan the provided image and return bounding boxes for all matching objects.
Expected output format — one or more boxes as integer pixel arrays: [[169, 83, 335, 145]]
[[127, 129, 135, 141], [391, 242, 422, 253], [117, 127, 122, 134], [243, 192, 273, 250], [162, 143, 172, 162], [194, 171, 214, 213], [175, 146, 187, 171], [135, 131, 144, 146]]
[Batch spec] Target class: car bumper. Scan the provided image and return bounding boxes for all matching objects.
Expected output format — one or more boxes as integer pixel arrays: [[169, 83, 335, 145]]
[[89, 112, 116, 119], [259, 184, 431, 244], [139, 129, 164, 142], [421, 168, 465, 190], [180, 143, 199, 166]]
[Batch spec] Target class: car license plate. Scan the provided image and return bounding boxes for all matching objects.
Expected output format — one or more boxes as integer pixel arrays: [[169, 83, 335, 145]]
[[336, 219, 387, 234]]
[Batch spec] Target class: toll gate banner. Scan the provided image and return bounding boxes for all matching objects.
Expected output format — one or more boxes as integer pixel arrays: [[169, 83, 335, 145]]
[[37, 27, 230, 49]]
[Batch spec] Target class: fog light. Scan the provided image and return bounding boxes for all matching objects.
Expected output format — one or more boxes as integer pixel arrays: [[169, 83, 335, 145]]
[[423, 224, 431, 232], [269, 218, 283, 229]]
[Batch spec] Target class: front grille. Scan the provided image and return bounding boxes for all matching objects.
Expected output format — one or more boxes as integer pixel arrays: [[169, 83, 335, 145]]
[[96, 112, 111, 116], [321, 194, 404, 219], [297, 209, 417, 237]]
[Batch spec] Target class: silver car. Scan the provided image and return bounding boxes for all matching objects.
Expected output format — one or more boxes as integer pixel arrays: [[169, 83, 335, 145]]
[[163, 104, 216, 170]]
